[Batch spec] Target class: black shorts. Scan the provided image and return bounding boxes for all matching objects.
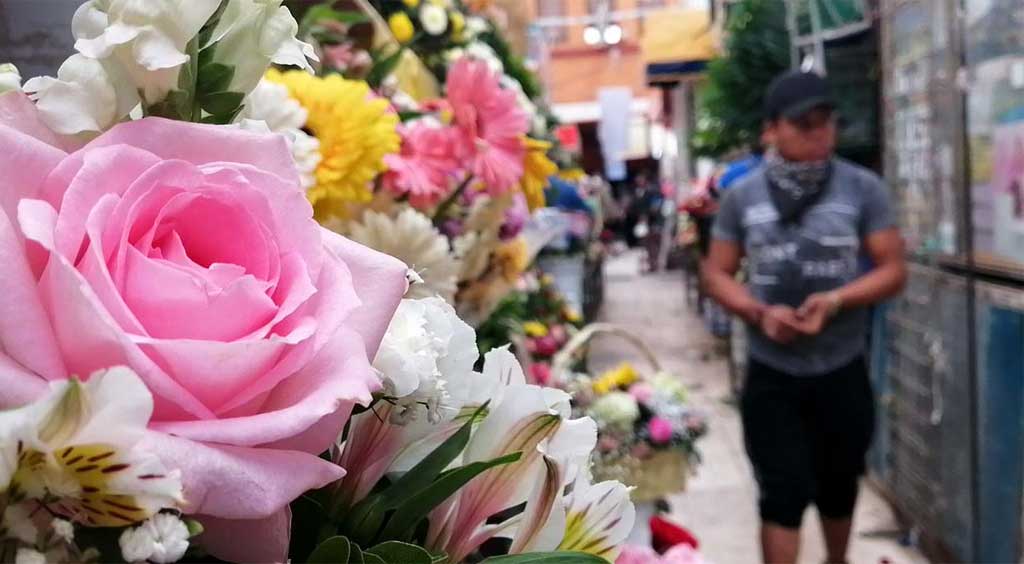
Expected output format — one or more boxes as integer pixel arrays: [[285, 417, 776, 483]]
[[741, 356, 875, 529]]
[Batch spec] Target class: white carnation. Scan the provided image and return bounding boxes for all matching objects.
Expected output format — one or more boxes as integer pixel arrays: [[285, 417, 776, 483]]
[[119, 513, 189, 564], [420, 4, 449, 36], [241, 79, 307, 132], [375, 297, 478, 423]]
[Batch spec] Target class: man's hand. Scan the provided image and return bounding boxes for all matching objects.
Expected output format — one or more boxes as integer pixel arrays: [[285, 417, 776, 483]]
[[795, 291, 842, 336], [760, 305, 802, 344]]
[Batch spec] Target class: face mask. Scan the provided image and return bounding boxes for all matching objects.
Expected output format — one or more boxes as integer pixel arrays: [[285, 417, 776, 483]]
[[763, 148, 832, 223]]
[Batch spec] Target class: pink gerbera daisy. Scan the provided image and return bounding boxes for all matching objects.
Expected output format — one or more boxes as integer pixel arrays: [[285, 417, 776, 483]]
[[383, 122, 462, 209], [445, 58, 529, 193]]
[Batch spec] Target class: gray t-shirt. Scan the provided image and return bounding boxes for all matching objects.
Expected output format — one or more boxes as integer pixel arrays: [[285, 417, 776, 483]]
[[712, 159, 895, 376]]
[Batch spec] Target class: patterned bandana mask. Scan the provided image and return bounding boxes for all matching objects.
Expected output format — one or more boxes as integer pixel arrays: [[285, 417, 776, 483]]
[[763, 148, 833, 223]]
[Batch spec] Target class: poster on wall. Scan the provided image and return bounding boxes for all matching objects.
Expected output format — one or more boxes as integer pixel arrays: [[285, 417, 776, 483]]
[[966, 0, 1024, 275], [882, 0, 960, 257]]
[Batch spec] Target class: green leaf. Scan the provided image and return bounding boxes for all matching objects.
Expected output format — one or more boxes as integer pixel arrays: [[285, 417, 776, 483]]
[[200, 103, 244, 125], [378, 451, 522, 540], [366, 47, 406, 89], [363, 554, 386, 564], [481, 552, 608, 564], [146, 89, 191, 121], [366, 541, 433, 564], [196, 62, 235, 95], [199, 91, 244, 116], [397, 110, 425, 123], [308, 536, 352, 564], [341, 403, 490, 540], [300, 6, 369, 36], [198, 0, 231, 48]]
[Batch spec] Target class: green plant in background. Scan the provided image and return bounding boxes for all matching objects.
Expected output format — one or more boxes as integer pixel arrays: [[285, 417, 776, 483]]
[[690, 0, 790, 158]]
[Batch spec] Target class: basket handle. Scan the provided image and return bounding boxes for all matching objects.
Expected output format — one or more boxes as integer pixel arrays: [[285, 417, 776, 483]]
[[551, 322, 662, 381]]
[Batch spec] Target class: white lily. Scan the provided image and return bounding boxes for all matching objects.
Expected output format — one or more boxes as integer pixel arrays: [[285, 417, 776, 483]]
[[22, 54, 139, 135], [0, 63, 21, 94], [71, 0, 222, 104], [207, 0, 318, 96], [425, 349, 598, 563], [1, 367, 182, 527]]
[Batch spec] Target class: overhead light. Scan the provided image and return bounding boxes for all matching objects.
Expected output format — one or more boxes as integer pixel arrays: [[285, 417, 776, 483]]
[[602, 24, 623, 45], [583, 25, 602, 45]]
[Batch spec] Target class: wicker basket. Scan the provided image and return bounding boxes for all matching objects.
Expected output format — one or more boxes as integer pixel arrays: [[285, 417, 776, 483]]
[[550, 323, 691, 501]]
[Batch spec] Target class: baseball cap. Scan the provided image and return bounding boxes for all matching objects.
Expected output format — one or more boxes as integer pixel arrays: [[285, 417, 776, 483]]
[[763, 70, 835, 121]]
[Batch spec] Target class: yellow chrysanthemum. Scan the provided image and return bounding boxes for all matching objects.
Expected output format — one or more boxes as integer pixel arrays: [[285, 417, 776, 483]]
[[388, 12, 415, 44], [592, 362, 639, 395], [523, 321, 549, 338], [559, 167, 586, 182], [563, 305, 582, 324], [494, 238, 529, 283], [449, 11, 466, 39], [521, 137, 557, 211], [267, 69, 400, 219], [403, 0, 420, 7]]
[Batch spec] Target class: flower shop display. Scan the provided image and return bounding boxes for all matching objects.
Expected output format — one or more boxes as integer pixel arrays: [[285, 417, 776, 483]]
[[475, 270, 584, 383], [549, 327, 709, 503], [0, 2, 635, 563]]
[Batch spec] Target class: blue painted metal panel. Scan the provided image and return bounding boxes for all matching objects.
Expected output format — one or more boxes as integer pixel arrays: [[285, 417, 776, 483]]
[[975, 283, 1024, 563]]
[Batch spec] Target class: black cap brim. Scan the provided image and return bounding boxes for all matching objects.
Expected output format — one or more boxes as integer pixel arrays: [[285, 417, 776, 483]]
[[780, 96, 835, 120]]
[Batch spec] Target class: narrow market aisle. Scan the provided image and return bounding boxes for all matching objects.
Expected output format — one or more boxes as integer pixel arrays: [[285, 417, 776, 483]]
[[587, 251, 928, 564]]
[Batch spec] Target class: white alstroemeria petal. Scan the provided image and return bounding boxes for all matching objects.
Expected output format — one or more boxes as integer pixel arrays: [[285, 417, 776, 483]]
[[3, 368, 183, 525], [71, 366, 153, 446], [557, 476, 636, 561], [509, 453, 567, 554]]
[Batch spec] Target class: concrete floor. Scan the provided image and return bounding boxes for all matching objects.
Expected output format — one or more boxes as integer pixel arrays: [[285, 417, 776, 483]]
[[586, 251, 929, 564]]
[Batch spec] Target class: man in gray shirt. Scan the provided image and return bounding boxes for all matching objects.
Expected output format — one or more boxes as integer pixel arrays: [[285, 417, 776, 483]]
[[704, 71, 906, 564]]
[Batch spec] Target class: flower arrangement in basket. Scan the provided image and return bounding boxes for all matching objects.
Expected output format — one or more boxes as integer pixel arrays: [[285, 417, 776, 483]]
[[550, 326, 709, 503]]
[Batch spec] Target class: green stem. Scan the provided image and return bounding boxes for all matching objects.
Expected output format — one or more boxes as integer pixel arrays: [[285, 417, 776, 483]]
[[432, 175, 474, 227], [187, 36, 202, 122]]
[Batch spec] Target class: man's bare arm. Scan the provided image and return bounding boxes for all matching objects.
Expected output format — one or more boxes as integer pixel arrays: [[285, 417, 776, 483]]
[[702, 240, 764, 325]]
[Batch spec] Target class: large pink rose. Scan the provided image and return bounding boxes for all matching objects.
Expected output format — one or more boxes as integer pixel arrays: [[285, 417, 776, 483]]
[[0, 93, 407, 561]]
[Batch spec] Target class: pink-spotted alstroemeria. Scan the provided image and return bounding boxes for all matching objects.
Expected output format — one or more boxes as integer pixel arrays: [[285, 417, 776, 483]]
[[1, 367, 182, 526], [424, 348, 599, 562]]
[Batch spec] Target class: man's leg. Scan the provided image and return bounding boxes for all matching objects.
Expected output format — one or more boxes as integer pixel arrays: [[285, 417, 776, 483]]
[[811, 357, 876, 564], [820, 516, 854, 564], [741, 359, 814, 564], [762, 523, 801, 564]]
